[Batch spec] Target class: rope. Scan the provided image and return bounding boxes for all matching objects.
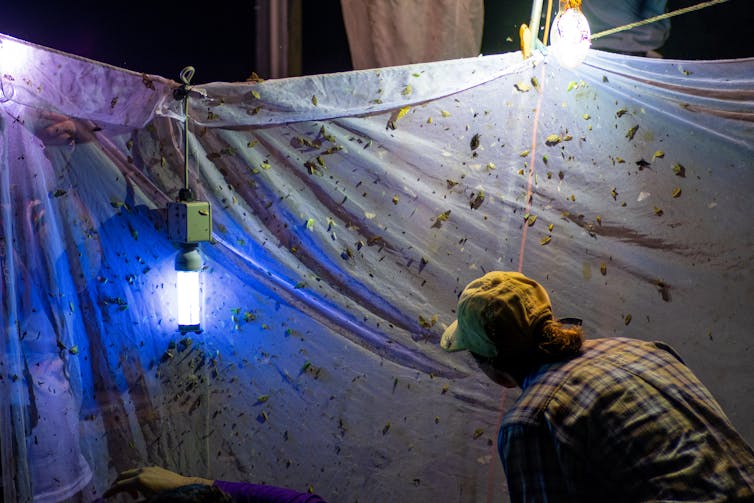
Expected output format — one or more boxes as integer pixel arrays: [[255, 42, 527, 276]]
[[591, 0, 730, 40], [543, 0, 555, 46], [517, 64, 546, 274], [485, 62, 548, 503]]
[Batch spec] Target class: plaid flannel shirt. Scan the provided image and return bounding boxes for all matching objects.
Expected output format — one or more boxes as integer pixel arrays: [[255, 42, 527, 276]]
[[499, 337, 754, 502]]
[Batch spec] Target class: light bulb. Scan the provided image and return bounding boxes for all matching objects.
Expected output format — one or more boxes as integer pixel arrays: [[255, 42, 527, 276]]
[[175, 244, 202, 333], [550, 8, 591, 68]]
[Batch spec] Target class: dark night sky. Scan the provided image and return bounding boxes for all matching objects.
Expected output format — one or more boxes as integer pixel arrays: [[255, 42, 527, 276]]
[[0, 0, 750, 84]]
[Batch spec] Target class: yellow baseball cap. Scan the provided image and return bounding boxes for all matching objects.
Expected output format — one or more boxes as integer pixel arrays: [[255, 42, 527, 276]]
[[440, 271, 553, 358]]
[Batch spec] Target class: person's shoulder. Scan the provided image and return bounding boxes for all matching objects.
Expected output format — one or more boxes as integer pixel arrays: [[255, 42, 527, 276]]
[[584, 337, 683, 361], [577, 338, 689, 380], [503, 338, 673, 424], [582, 336, 640, 349]]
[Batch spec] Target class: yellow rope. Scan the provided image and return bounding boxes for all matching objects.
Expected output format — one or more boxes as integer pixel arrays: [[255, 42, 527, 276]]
[[543, 0, 555, 46], [591, 0, 730, 40]]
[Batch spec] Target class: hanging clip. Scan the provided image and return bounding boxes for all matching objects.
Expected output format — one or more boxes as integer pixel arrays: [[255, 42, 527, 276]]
[[520, 24, 533, 59], [172, 66, 195, 102]]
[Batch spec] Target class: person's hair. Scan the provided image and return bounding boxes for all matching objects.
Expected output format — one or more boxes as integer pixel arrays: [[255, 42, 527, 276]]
[[477, 317, 584, 384], [535, 319, 584, 361], [144, 484, 232, 503]]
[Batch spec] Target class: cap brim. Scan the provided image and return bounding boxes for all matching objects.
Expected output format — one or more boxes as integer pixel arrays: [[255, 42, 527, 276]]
[[440, 320, 468, 352]]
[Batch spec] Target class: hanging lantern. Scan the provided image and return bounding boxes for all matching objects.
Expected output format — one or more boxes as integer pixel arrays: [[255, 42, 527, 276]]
[[167, 66, 212, 334], [167, 192, 211, 334]]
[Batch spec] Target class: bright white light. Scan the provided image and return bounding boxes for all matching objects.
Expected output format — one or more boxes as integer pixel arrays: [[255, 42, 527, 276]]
[[0, 36, 36, 102], [549, 8, 591, 69], [177, 270, 201, 328], [0, 36, 34, 76]]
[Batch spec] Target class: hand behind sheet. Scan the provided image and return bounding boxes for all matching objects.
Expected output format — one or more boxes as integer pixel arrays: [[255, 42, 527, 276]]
[[103, 466, 212, 499], [34, 111, 95, 146]]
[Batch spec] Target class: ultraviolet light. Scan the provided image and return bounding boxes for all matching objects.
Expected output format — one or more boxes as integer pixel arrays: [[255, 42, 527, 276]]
[[174, 244, 203, 332]]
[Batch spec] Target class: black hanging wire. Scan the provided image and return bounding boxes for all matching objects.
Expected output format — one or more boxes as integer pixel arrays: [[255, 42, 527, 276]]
[[173, 66, 195, 202]]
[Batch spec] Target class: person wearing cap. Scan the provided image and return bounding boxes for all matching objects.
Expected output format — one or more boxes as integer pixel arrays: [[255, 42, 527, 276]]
[[441, 270, 754, 502]]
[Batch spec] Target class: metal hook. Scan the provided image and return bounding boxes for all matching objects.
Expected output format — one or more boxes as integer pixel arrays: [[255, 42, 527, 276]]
[[179, 66, 195, 86], [173, 66, 196, 101]]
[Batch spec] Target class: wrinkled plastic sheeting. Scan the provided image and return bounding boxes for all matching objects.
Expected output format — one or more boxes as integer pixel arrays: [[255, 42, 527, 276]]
[[1, 32, 753, 502]]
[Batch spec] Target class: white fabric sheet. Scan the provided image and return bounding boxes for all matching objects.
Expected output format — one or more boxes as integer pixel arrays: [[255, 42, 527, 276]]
[[1, 32, 753, 502]]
